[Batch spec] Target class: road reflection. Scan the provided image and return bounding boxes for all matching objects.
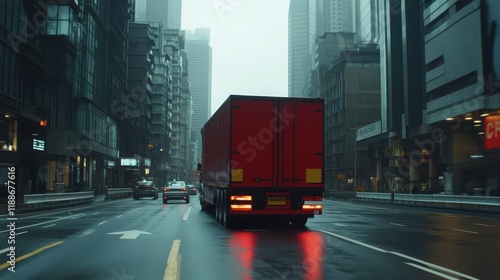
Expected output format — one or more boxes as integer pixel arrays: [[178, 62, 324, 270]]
[[229, 229, 324, 280]]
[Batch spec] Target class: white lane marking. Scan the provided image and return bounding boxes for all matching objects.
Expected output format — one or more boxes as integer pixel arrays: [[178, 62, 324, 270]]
[[15, 231, 28, 235], [78, 229, 96, 238], [93, 212, 100, 215], [0, 213, 86, 233], [0, 247, 11, 254], [390, 223, 406, 227], [98, 221, 107, 226], [182, 207, 192, 221], [474, 223, 495, 228], [453, 228, 479, 234], [127, 207, 141, 214], [43, 224, 56, 228], [405, 262, 459, 280], [319, 230, 479, 280], [116, 215, 123, 219], [333, 223, 349, 227]]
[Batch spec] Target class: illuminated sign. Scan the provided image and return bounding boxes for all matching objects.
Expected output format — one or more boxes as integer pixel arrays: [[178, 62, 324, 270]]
[[144, 158, 151, 167], [33, 139, 45, 151], [120, 158, 138, 166], [484, 115, 500, 149], [106, 160, 116, 167]]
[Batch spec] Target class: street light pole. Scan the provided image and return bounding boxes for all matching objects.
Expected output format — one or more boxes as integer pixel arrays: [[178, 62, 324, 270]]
[[350, 128, 358, 190]]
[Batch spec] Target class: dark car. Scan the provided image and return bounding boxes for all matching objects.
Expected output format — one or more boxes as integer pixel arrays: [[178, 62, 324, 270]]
[[133, 180, 158, 200], [186, 184, 197, 195], [163, 180, 189, 204]]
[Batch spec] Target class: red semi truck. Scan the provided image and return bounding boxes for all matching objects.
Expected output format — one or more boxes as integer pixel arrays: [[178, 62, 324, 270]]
[[199, 95, 324, 227]]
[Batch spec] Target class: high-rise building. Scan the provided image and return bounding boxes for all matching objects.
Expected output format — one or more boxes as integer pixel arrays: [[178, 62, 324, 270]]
[[185, 28, 212, 164], [149, 22, 172, 185], [319, 0, 355, 33], [288, 0, 317, 98], [0, 1, 132, 194], [354, 0, 379, 44], [164, 28, 186, 180], [146, 0, 182, 29]]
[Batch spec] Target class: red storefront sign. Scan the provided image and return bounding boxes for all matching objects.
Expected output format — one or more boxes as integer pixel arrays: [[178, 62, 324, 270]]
[[484, 114, 500, 149]]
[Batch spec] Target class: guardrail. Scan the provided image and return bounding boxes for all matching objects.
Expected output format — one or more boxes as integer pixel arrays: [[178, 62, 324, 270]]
[[106, 188, 132, 199], [355, 192, 500, 212], [24, 191, 95, 204]]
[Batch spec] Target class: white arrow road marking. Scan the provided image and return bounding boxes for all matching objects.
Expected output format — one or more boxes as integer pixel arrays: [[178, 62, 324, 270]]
[[107, 230, 153, 239]]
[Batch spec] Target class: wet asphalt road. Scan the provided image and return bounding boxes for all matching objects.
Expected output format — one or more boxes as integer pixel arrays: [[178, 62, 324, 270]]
[[0, 196, 499, 279]]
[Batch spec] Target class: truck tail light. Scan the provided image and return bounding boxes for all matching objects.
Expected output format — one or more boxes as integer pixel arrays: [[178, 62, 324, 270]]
[[230, 195, 252, 201], [302, 204, 323, 210], [230, 204, 252, 210]]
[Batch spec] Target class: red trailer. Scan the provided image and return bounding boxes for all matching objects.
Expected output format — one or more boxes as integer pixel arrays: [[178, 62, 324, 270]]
[[199, 95, 324, 227]]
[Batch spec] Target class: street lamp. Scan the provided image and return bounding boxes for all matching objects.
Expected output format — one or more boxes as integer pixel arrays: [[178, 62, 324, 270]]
[[350, 127, 358, 189]]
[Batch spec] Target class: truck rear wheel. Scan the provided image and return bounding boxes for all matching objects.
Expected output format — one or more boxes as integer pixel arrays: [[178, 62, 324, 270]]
[[215, 190, 222, 224], [219, 190, 226, 225], [199, 186, 210, 210], [222, 189, 233, 228]]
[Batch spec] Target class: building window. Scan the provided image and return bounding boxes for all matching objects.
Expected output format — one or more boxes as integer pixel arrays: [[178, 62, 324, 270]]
[[0, 117, 18, 152], [44, 5, 73, 38]]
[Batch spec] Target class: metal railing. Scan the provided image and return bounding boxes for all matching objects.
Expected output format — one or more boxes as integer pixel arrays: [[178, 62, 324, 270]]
[[106, 188, 133, 198], [24, 191, 95, 204], [355, 192, 500, 212]]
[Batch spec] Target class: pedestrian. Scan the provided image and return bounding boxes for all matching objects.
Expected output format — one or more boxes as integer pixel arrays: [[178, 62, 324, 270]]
[[390, 188, 394, 203]]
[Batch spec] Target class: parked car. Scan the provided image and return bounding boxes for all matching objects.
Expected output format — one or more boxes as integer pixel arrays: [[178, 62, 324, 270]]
[[187, 184, 197, 195], [163, 180, 189, 204], [133, 180, 158, 200]]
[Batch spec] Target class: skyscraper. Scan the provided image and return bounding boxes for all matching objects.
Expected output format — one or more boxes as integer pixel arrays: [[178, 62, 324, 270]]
[[146, 0, 182, 29], [185, 29, 212, 164], [288, 0, 316, 98], [319, 0, 355, 33]]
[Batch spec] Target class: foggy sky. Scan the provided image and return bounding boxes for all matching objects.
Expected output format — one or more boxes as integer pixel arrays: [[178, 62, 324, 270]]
[[181, 0, 290, 114]]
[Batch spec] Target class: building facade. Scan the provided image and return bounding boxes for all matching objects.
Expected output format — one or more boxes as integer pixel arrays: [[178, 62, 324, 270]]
[[357, 0, 500, 196], [185, 28, 212, 165], [322, 49, 380, 193]]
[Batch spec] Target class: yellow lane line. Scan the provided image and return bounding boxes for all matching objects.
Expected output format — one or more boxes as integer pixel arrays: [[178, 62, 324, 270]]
[[0, 241, 64, 270], [164, 239, 181, 280]]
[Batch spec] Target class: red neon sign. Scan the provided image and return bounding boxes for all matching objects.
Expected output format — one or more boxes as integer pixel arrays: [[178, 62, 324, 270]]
[[484, 114, 500, 150]]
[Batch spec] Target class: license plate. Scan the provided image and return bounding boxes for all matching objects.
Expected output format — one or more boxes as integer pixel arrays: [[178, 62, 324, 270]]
[[268, 196, 286, 206]]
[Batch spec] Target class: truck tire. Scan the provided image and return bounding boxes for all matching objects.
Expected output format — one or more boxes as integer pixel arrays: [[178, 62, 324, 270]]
[[199, 185, 210, 210], [222, 189, 233, 228], [290, 216, 308, 228], [219, 189, 226, 226], [215, 190, 221, 224]]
